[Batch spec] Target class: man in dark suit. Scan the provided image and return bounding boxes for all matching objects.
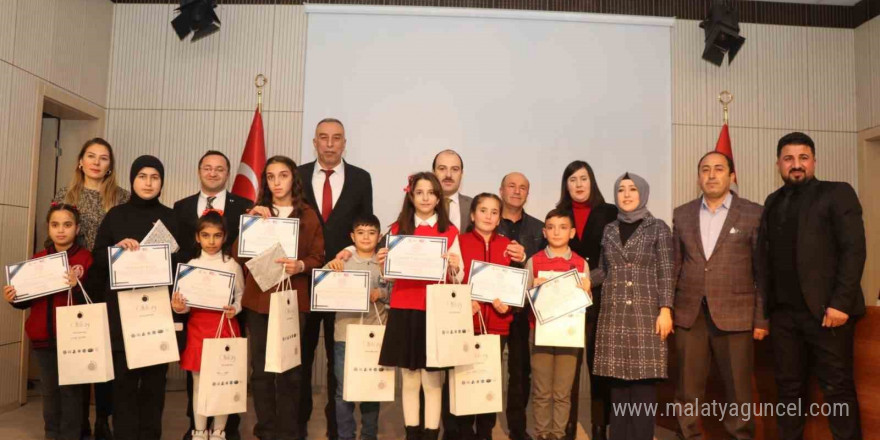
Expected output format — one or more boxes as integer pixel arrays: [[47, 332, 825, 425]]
[[758, 132, 866, 440], [433, 149, 473, 231], [298, 118, 373, 440], [174, 150, 253, 440], [672, 151, 767, 440]]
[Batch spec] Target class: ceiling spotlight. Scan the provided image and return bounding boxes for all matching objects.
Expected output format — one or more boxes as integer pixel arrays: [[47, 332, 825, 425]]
[[699, 0, 745, 66], [171, 0, 221, 42]]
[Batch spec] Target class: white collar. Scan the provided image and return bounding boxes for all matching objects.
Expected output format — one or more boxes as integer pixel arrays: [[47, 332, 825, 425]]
[[446, 191, 459, 203], [414, 213, 438, 227], [317, 160, 345, 176], [200, 190, 226, 201], [701, 192, 733, 212]]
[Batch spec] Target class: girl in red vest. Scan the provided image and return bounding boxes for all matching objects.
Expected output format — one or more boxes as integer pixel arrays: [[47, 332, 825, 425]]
[[456, 193, 527, 439], [4, 203, 92, 440], [377, 172, 462, 440]]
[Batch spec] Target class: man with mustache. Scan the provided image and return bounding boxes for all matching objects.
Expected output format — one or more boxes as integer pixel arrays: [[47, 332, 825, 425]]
[[433, 149, 473, 231], [758, 132, 866, 440]]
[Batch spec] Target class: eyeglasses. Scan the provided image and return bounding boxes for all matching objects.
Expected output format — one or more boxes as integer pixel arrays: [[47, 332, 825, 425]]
[[200, 166, 227, 174]]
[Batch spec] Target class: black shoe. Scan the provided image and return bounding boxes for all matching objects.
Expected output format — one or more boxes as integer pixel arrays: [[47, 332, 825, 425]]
[[591, 424, 607, 440], [94, 416, 114, 440], [510, 433, 533, 440], [406, 426, 423, 440], [423, 429, 440, 440]]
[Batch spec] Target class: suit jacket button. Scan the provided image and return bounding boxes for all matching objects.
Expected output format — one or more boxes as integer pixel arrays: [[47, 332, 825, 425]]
[[626, 281, 633, 287], [625, 300, 632, 305], [704, 268, 710, 272]]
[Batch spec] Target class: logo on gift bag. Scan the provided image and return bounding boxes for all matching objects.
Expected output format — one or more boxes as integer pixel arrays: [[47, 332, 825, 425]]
[[378, 380, 387, 390], [88, 361, 97, 371], [463, 343, 469, 352], [160, 342, 169, 351], [234, 392, 241, 402], [486, 392, 494, 401], [567, 326, 575, 336]]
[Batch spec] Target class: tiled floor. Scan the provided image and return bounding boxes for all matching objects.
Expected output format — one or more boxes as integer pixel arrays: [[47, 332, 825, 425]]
[[0, 387, 679, 440]]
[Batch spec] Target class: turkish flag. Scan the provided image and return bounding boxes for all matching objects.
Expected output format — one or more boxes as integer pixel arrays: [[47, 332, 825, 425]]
[[231, 108, 266, 202], [715, 123, 737, 185]]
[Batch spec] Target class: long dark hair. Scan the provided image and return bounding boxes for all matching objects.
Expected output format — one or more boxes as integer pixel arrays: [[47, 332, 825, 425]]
[[255, 155, 305, 216], [555, 160, 606, 211], [396, 172, 451, 235], [45, 203, 82, 249], [466, 192, 502, 233], [193, 211, 231, 261]]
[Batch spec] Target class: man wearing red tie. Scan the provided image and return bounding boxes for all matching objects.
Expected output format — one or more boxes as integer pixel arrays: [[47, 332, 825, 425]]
[[298, 118, 374, 440]]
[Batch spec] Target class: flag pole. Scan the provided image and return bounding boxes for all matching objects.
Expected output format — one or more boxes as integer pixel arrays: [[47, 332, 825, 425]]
[[255, 74, 268, 112], [718, 90, 733, 124]]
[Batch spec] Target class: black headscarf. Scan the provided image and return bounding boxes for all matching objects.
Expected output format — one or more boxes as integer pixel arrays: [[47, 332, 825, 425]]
[[128, 155, 165, 208]]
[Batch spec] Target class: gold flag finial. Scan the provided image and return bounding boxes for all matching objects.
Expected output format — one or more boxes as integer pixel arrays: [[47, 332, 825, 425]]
[[718, 90, 733, 124], [255, 74, 268, 112]]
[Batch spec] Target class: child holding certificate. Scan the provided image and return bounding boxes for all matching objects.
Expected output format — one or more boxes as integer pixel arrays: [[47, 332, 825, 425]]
[[456, 192, 526, 439], [232, 155, 325, 440], [171, 212, 244, 440], [325, 214, 389, 440], [375, 172, 462, 440], [524, 209, 590, 440], [4, 203, 91, 440]]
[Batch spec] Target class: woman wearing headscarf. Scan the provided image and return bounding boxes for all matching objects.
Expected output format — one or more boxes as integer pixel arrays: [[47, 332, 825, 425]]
[[87, 155, 182, 440], [585, 172, 674, 440]]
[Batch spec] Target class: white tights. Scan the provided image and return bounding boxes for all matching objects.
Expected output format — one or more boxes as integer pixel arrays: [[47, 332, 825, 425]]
[[401, 368, 444, 429]]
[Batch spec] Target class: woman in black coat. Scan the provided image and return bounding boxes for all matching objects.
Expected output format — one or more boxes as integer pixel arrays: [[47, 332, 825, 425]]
[[555, 160, 617, 440]]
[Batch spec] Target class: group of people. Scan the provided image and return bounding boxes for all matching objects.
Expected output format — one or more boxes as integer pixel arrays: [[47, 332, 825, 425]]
[[3, 118, 867, 440]]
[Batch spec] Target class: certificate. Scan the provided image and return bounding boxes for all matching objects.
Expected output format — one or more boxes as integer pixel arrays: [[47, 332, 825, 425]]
[[172, 264, 235, 311], [238, 215, 299, 259], [310, 269, 370, 313], [5, 253, 70, 303], [383, 235, 448, 282], [528, 269, 591, 325], [467, 261, 528, 307], [108, 244, 173, 290]]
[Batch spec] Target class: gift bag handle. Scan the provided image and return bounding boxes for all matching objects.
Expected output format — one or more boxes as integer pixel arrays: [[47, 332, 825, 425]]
[[358, 301, 385, 326], [476, 307, 488, 335], [68, 278, 94, 306], [214, 313, 238, 339]]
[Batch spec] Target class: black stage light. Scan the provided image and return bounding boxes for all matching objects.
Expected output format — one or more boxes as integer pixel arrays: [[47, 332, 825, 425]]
[[171, 0, 221, 42], [699, 0, 745, 66]]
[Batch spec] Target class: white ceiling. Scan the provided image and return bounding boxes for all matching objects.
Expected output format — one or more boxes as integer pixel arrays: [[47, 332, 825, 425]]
[[749, 0, 860, 5]]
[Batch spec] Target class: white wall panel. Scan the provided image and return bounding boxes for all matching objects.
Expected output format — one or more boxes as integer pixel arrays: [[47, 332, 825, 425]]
[[755, 24, 810, 131], [870, 17, 880, 128], [268, 5, 307, 113], [49, 0, 85, 94], [807, 28, 856, 132], [161, 12, 220, 110], [854, 19, 873, 131], [0, 343, 22, 407], [0, 0, 16, 63], [266, 111, 302, 162], [671, 124, 712, 207], [0, 206, 27, 346], [213, 110, 257, 175], [80, 0, 114, 107], [215, 5, 275, 111], [703, 23, 761, 128], [812, 130, 859, 191], [1, 69, 39, 207], [12, 0, 55, 80], [0, 62, 11, 195], [108, 4, 170, 109], [158, 111, 216, 205], [105, 110, 162, 189], [671, 20, 708, 127]]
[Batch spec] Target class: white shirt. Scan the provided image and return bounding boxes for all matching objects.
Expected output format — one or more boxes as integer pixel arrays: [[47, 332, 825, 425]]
[[197, 191, 227, 216], [446, 191, 461, 230], [274, 205, 294, 218], [312, 161, 345, 217], [174, 250, 245, 315], [414, 213, 464, 283], [699, 192, 733, 259]]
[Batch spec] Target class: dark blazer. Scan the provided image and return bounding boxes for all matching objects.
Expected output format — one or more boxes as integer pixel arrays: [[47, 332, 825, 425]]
[[458, 193, 474, 232], [757, 179, 866, 322], [172, 191, 253, 263], [672, 194, 766, 332], [569, 202, 618, 270], [299, 160, 373, 257]]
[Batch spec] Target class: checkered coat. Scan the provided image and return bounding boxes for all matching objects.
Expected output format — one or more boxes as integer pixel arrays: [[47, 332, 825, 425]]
[[590, 215, 674, 380]]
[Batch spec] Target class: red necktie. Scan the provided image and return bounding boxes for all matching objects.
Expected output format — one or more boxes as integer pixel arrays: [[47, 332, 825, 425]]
[[321, 169, 334, 222]]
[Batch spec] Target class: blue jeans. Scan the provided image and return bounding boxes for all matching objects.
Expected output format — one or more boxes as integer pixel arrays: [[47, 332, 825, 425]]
[[334, 342, 380, 440]]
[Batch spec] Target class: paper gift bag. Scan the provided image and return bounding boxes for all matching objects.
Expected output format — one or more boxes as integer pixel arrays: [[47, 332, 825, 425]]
[[535, 309, 585, 348], [118, 286, 179, 369], [265, 278, 301, 373], [449, 333, 503, 416], [343, 324, 395, 402], [198, 316, 248, 417], [56, 285, 114, 385], [426, 284, 477, 368]]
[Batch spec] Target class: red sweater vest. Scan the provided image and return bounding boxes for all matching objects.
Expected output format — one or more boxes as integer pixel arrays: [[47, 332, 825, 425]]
[[459, 230, 515, 336], [24, 245, 93, 348], [388, 222, 460, 311], [528, 248, 587, 327]]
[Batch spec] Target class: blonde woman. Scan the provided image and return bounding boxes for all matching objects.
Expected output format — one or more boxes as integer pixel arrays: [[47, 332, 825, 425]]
[[53, 138, 129, 251], [52, 137, 127, 440]]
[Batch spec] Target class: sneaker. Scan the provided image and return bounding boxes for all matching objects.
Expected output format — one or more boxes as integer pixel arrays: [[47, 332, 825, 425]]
[[192, 430, 209, 440], [209, 430, 226, 440]]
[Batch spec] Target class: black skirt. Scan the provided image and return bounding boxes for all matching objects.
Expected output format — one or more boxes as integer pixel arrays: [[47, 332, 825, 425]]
[[379, 308, 445, 371]]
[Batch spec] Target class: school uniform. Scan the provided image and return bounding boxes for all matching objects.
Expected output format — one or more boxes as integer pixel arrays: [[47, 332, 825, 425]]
[[12, 244, 92, 440]]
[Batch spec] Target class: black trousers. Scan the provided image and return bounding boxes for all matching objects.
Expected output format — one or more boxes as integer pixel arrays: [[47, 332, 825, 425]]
[[111, 355, 168, 440], [770, 307, 862, 440], [247, 310, 303, 440], [299, 311, 337, 439], [506, 311, 532, 437], [184, 371, 242, 439], [608, 379, 658, 440], [568, 287, 610, 437], [81, 380, 113, 430], [35, 348, 84, 440]]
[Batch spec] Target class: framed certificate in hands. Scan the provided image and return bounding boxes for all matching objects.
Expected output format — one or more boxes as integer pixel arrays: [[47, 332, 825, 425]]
[[238, 215, 299, 259], [467, 261, 528, 307], [108, 244, 173, 290], [5, 253, 70, 303], [172, 264, 235, 311], [310, 269, 371, 313], [528, 269, 591, 325], [383, 235, 447, 282]]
